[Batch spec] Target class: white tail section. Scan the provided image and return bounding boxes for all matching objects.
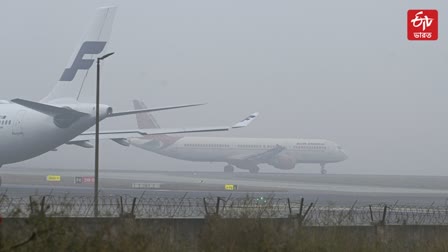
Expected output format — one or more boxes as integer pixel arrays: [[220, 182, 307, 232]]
[[133, 100, 161, 129], [132, 99, 182, 145], [41, 6, 117, 104]]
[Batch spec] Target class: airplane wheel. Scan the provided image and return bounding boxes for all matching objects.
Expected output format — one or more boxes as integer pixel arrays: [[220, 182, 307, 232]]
[[249, 166, 259, 174], [320, 163, 327, 175], [224, 165, 234, 173]]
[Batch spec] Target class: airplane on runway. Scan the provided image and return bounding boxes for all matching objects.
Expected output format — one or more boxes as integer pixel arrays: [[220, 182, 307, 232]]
[[0, 6, 254, 167], [122, 100, 348, 174]]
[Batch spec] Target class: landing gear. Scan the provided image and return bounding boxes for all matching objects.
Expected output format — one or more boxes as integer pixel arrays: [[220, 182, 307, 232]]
[[224, 165, 234, 173], [249, 166, 260, 174], [320, 163, 327, 175]]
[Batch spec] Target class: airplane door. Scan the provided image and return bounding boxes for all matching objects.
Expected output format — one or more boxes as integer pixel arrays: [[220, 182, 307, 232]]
[[12, 110, 26, 135]]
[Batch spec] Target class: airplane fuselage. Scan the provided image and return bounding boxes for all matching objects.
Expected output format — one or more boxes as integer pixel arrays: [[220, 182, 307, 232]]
[[0, 102, 111, 165], [129, 136, 348, 171]]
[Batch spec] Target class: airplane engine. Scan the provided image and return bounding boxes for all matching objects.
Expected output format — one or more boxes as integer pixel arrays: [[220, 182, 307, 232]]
[[234, 162, 257, 170], [233, 162, 260, 173], [268, 155, 296, 170]]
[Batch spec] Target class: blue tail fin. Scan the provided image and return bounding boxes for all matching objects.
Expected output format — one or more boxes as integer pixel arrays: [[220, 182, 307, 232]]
[[41, 6, 117, 104]]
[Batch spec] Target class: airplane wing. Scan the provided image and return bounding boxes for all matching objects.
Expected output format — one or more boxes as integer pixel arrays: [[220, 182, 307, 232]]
[[107, 103, 205, 117], [67, 112, 259, 148], [231, 112, 259, 128], [12, 99, 205, 119], [229, 144, 286, 162]]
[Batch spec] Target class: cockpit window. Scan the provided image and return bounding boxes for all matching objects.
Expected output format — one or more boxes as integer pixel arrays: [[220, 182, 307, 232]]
[[337, 146, 343, 150]]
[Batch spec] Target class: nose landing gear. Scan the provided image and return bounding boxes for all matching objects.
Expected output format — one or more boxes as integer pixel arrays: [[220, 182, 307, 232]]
[[320, 163, 327, 175], [249, 166, 260, 174]]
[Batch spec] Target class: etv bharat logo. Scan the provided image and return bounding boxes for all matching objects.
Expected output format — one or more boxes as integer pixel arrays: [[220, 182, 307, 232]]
[[408, 10, 438, 40]]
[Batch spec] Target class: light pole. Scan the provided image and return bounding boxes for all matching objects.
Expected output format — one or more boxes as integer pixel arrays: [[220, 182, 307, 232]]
[[94, 52, 114, 218]]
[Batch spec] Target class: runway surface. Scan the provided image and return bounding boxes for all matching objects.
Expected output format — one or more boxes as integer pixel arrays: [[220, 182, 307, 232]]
[[1, 166, 448, 206]]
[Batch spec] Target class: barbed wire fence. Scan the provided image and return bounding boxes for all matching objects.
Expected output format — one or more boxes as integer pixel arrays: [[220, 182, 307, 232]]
[[1, 192, 448, 226]]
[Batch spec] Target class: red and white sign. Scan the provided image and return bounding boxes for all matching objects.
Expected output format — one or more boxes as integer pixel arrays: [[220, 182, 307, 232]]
[[408, 10, 438, 41], [74, 176, 95, 184], [82, 176, 95, 183]]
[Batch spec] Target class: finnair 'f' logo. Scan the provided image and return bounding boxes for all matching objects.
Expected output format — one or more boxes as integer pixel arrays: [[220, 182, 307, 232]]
[[59, 41, 107, 81]]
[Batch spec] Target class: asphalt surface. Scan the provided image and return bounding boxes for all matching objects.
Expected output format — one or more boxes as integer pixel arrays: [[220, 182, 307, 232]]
[[1, 166, 448, 206]]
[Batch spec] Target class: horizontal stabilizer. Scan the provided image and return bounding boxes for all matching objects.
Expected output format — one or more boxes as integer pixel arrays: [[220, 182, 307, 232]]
[[232, 112, 259, 128], [112, 138, 130, 146], [11, 99, 88, 118], [67, 140, 94, 148], [108, 103, 205, 118]]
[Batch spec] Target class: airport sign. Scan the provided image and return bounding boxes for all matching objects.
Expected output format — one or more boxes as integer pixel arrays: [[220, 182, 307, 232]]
[[82, 176, 95, 183], [46, 175, 61, 182], [74, 176, 95, 184], [132, 183, 161, 189], [224, 184, 238, 191]]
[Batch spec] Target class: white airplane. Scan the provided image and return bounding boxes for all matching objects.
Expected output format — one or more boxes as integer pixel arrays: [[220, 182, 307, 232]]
[[125, 100, 348, 174], [0, 6, 254, 167]]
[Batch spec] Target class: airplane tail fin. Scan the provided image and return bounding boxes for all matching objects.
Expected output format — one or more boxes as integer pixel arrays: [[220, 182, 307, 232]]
[[41, 6, 117, 104], [133, 100, 161, 129], [132, 99, 182, 146]]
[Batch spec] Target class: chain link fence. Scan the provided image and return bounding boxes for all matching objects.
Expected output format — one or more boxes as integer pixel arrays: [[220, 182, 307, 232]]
[[1, 193, 448, 225]]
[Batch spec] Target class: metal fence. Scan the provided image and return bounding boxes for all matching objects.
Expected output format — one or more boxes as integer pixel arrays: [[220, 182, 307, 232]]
[[1, 193, 448, 226]]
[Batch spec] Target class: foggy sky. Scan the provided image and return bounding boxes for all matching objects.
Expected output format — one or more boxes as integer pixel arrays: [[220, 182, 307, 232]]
[[0, 0, 447, 175]]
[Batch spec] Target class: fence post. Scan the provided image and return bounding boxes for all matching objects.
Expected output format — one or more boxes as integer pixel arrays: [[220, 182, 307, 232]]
[[297, 198, 305, 226], [29, 196, 34, 215], [203, 198, 209, 216], [380, 205, 387, 226], [302, 203, 313, 221], [119, 196, 136, 219], [287, 198, 292, 216], [375, 205, 387, 243], [298, 201, 313, 227], [171, 192, 188, 218], [120, 196, 124, 216], [216, 197, 221, 216], [40, 196, 46, 217], [299, 198, 304, 217], [130, 197, 137, 217], [29, 196, 46, 218], [369, 205, 374, 223]]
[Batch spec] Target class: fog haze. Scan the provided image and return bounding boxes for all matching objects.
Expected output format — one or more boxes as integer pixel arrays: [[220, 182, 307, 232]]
[[1, 0, 447, 175]]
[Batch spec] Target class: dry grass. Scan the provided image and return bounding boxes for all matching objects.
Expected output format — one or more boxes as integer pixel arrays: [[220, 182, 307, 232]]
[[1, 196, 448, 251], [1, 214, 448, 251]]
